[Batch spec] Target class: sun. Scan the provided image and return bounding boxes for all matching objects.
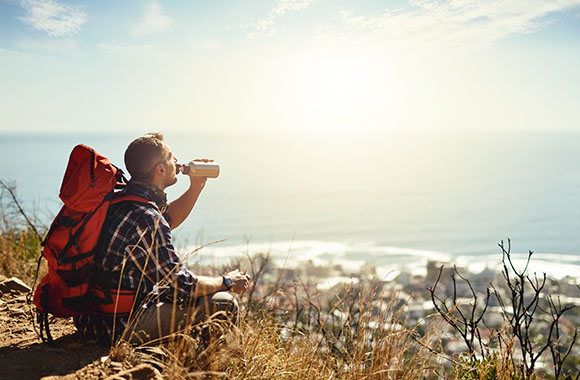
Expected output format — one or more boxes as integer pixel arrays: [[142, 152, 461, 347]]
[[281, 50, 399, 132]]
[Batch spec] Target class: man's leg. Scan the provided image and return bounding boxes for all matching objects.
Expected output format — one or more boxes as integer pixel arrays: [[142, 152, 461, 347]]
[[189, 291, 239, 326], [126, 291, 238, 344], [126, 302, 186, 345]]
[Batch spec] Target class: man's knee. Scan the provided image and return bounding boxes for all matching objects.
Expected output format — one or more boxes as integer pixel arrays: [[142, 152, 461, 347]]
[[209, 291, 239, 324]]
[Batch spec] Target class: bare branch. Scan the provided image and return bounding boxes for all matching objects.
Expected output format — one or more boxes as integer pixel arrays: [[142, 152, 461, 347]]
[[0, 179, 43, 242]]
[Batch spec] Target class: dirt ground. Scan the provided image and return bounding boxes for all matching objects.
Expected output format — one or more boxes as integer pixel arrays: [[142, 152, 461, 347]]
[[0, 285, 157, 380]]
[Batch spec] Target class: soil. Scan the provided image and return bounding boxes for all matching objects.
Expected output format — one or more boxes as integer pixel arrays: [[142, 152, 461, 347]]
[[1, 277, 228, 380], [0, 285, 136, 380]]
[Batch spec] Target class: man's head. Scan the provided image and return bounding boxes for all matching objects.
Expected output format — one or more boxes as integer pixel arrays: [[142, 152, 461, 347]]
[[124, 132, 177, 189]]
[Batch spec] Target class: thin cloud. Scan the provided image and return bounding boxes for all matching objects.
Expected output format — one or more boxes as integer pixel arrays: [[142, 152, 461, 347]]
[[272, 0, 315, 16], [19, 0, 87, 37], [253, 0, 316, 37], [131, 0, 172, 36], [320, 0, 580, 48]]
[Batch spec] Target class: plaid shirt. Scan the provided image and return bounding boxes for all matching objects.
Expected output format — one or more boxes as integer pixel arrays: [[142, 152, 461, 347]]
[[75, 180, 198, 344]]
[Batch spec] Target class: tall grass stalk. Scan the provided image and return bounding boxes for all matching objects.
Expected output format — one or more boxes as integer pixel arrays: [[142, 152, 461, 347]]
[[0, 180, 45, 283]]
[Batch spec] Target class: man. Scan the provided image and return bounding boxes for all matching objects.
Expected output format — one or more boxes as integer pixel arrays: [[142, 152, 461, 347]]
[[75, 132, 250, 345]]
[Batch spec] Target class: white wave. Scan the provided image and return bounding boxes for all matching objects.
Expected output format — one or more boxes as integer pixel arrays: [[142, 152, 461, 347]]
[[182, 240, 451, 260], [180, 240, 452, 274], [179, 241, 580, 281], [456, 252, 580, 280]]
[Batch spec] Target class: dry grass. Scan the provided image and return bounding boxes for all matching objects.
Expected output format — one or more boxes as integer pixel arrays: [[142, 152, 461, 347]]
[[226, 289, 441, 379], [0, 182, 545, 379], [0, 180, 46, 284], [104, 284, 452, 380]]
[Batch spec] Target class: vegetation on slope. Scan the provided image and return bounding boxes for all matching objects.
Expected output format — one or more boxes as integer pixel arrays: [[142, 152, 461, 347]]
[[1, 180, 579, 379]]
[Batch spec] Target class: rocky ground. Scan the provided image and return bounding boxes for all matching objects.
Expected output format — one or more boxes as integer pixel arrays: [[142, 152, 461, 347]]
[[0, 276, 162, 380]]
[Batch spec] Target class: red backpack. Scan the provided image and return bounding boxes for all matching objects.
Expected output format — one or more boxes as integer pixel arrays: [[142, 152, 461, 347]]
[[33, 144, 145, 342]]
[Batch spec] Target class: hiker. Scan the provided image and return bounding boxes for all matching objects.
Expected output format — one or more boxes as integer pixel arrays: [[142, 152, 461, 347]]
[[74, 132, 250, 345]]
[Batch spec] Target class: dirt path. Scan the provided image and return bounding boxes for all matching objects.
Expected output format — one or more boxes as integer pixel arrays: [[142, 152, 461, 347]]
[[1, 277, 226, 380], [0, 284, 125, 380]]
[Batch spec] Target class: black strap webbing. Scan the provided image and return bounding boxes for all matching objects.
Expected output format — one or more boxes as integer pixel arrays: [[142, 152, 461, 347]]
[[56, 192, 112, 264], [38, 285, 54, 345]]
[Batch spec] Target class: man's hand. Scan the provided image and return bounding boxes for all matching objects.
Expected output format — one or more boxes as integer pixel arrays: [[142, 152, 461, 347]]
[[167, 158, 214, 229], [187, 159, 213, 187], [225, 269, 252, 294], [187, 174, 207, 189]]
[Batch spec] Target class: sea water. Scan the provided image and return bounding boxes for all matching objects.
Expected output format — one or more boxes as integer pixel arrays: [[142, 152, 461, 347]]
[[1, 129, 580, 279]]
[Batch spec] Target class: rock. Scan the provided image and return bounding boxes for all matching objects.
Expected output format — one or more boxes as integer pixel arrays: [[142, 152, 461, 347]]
[[9, 308, 26, 317], [0, 277, 32, 294], [0, 274, 6, 283], [104, 363, 162, 380], [10, 294, 27, 303], [11, 326, 33, 334]]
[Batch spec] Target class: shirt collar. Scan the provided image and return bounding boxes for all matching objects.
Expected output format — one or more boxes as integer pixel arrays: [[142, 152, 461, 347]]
[[125, 180, 168, 209]]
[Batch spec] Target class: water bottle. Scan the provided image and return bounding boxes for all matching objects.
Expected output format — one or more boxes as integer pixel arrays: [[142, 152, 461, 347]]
[[176, 162, 220, 178]]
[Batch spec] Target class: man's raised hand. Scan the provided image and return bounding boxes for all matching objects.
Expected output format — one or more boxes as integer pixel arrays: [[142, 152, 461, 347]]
[[226, 269, 252, 294]]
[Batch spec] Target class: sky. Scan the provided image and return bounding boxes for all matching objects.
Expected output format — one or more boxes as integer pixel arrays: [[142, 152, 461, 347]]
[[1, 0, 580, 138]]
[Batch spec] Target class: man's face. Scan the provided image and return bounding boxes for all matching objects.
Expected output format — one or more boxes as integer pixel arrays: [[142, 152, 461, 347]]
[[162, 146, 178, 188]]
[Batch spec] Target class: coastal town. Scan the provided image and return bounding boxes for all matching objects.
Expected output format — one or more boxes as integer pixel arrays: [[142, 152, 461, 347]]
[[2, 250, 580, 378], [242, 253, 580, 373]]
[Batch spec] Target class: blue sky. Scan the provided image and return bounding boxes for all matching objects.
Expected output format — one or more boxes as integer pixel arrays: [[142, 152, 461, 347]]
[[1, 0, 579, 136]]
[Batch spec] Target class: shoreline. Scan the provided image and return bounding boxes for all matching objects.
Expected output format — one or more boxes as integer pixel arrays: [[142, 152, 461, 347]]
[[181, 239, 580, 281]]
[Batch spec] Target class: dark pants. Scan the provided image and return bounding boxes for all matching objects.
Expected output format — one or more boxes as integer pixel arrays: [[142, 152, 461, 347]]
[[127, 291, 239, 344]]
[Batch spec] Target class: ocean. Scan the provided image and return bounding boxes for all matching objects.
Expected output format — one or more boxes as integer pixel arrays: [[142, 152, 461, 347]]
[[2, 129, 580, 279]]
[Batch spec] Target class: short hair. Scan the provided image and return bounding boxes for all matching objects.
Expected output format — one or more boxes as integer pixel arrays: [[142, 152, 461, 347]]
[[124, 132, 171, 181]]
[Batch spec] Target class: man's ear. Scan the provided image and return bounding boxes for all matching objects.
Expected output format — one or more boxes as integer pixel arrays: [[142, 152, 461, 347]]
[[155, 162, 165, 175]]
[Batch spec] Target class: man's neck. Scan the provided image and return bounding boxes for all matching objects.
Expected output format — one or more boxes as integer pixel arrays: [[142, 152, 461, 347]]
[[148, 178, 166, 191], [131, 180, 164, 193]]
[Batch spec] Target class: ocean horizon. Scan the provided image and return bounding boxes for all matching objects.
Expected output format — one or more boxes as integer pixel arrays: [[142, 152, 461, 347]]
[[2, 129, 580, 280]]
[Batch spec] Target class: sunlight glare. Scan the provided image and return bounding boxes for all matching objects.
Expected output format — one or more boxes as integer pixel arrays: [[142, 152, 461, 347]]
[[282, 50, 400, 133]]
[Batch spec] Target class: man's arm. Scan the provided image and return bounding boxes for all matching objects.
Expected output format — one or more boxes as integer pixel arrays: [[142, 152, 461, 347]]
[[193, 270, 251, 297], [130, 213, 250, 299], [167, 175, 206, 230]]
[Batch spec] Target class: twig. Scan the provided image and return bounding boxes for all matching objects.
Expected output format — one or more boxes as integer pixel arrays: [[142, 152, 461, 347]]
[[0, 179, 43, 242]]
